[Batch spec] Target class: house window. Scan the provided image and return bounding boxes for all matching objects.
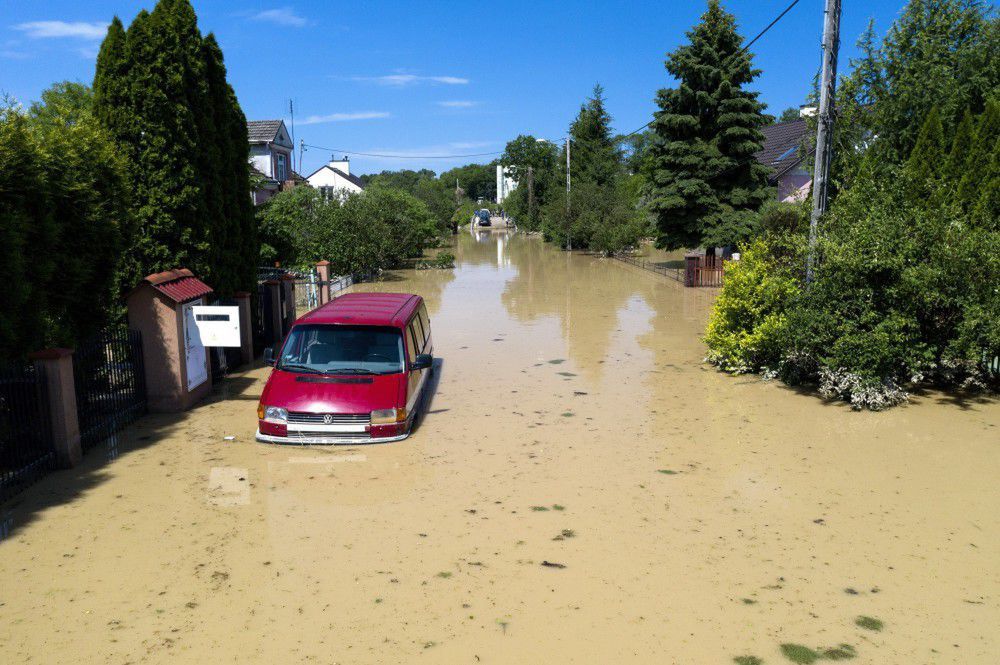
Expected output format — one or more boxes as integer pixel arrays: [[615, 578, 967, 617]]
[[276, 154, 287, 181]]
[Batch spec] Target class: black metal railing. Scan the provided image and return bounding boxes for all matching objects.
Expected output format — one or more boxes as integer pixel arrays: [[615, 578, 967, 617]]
[[613, 253, 684, 282], [0, 361, 55, 503], [73, 329, 147, 453]]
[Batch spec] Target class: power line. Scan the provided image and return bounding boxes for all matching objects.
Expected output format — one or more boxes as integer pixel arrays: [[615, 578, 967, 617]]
[[302, 142, 504, 160], [301, 1, 803, 163], [618, 0, 804, 141]]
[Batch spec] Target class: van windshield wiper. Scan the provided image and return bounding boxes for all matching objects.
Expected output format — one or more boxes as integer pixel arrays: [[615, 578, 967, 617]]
[[332, 368, 376, 375], [278, 363, 324, 374]]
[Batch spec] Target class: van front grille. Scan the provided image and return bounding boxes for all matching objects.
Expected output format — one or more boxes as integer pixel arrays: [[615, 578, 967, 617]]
[[287, 412, 371, 426]]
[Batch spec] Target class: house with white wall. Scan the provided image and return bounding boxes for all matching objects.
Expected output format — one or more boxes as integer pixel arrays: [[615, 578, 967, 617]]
[[248, 119, 300, 205], [306, 156, 366, 200], [496, 164, 516, 204]]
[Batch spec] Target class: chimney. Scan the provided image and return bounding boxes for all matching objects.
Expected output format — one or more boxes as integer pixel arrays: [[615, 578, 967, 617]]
[[329, 154, 350, 175]]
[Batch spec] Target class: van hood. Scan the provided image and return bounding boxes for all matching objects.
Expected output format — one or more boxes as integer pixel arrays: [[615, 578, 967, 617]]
[[260, 369, 405, 414]]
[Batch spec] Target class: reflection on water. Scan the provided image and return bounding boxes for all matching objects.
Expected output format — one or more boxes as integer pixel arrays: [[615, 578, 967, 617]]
[[1, 231, 998, 665]]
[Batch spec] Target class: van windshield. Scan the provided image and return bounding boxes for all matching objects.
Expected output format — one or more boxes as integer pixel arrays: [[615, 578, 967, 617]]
[[278, 325, 404, 375]]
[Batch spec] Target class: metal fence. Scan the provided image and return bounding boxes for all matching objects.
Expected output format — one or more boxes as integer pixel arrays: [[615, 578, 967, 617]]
[[613, 254, 684, 282], [73, 329, 147, 453], [0, 362, 54, 503]]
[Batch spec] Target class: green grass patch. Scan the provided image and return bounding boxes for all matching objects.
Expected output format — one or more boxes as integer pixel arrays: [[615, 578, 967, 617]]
[[855, 615, 883, 631], [436, 571, 452, 579], [741, 598, 757, 605], [822, 645, 856, 660], [531, 506, 550, 512], [552, 504, 565, 511], [734, 657, 763, 665], [780, 644, 820, 664], [658, 469, 678, 475]]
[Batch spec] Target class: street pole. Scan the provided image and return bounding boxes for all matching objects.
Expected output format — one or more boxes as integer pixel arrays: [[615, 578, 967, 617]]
[[807, 0, 842, 283], [527, 166, 535, 226], [565, 137, 572, 251]]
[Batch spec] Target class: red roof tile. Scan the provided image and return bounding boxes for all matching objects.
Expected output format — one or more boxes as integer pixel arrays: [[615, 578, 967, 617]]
[[141, 268, 214, 303]]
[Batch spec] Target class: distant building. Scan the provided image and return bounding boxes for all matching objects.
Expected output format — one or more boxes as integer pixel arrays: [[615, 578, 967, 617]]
[[496, 165, 516, 204], [306, 155, 366, 200], [755, 118, 814, 203], [247, 119, 304, 205]]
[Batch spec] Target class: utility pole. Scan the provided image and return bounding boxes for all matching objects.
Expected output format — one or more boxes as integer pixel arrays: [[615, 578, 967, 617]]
[[299, 139, 306, 178], [289, 99, 296, 173], [565, 137, 572, 250], [527, 166, 536, 225], [807, 0, 842, 283]]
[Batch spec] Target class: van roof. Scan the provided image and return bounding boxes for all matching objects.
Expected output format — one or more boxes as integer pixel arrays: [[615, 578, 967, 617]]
[[295, 292, 421, 328]]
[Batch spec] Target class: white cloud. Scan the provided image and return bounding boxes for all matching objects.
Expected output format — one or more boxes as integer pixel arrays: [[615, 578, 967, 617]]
[[437, 100, 478, 108], [299, 111, 390, 125], [14, 21, 108, 40], [352, 74, 469, 86], [250, 7, 308, 28]]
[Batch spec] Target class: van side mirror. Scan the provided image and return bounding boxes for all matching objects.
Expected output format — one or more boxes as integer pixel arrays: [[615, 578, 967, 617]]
[[263, 347, 276, 366], [412, 353, 433, 371]]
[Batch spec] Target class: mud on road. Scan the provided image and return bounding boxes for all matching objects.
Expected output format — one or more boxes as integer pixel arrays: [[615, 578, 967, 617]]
[[2, 230, 998, 663]]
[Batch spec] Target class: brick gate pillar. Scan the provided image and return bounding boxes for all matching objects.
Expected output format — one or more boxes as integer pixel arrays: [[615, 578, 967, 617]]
[[233, 291, 253, 365], [316, 260, 331, 305], [29, 349, 82, 468], [684, 253, 700, 287]]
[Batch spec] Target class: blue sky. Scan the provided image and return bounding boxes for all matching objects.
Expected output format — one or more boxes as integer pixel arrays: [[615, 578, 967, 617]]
[[3, 0, 911, 176]]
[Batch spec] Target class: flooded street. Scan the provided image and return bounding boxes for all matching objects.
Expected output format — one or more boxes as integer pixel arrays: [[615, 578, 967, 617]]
[[2, 230, 998, 664]]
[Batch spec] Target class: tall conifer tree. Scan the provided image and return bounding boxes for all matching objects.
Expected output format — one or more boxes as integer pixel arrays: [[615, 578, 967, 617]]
[[94, 0, 256, 294], [645, 0, 770, 250]]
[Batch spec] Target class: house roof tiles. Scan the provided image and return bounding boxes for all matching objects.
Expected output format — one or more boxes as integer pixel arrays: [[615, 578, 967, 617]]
[[247, 120, 283, 143]]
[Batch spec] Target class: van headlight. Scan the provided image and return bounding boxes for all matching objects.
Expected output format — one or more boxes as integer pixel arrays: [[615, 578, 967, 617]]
[[261, 406, 288, 423], [371, 407, 406, 424]]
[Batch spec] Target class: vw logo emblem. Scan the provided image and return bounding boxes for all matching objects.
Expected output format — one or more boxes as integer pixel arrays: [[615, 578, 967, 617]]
[[323, 414, 333, 425]]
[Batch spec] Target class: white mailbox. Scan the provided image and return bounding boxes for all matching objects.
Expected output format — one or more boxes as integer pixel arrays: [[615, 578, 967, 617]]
[[191, 306, 241, 348]]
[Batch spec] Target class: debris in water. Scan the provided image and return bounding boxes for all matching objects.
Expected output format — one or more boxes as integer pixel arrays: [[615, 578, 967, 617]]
[[548, 359, 566, 364], [844, 587, 859, 595], [855, 615, 883, 631], [733, 657, 763, 665], [223, 436, 235, 441], [541, 561, 566, 569]]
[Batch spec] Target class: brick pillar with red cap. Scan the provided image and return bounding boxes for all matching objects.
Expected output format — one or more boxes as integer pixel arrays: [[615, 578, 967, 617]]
[[29, 348, 82, 467], [316, 260, 331, 305], [233, 291, 253, 365]]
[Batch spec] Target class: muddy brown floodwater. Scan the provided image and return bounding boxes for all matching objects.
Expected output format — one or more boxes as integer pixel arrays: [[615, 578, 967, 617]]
[[2, 230, 998, 664]]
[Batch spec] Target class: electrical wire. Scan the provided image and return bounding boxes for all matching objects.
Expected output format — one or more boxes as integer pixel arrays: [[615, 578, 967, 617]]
[[618, 0, 804, 140], [303, 0, 803, 160]]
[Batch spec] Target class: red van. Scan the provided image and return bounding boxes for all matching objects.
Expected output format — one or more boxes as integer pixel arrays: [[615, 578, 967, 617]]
[[256, 292, 433, 445]]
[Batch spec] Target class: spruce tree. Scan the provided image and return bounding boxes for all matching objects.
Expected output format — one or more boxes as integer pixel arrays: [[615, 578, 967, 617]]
[[904, 106, 945, 203], [569, 84, 619, 188], [957, 99, 1000, 211], [645, 0, 770, 250]]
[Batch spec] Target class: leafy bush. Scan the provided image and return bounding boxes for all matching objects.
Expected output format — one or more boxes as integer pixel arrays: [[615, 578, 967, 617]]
[[257, 185, 443, 276], [705, 102, 1000, 409], [1, 86, 128, 359]]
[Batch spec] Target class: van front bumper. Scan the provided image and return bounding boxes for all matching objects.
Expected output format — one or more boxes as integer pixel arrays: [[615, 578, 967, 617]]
[[255, 429, 409, 446]]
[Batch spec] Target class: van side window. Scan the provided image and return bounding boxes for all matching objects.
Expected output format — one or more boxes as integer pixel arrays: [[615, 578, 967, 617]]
[[418, 304, 430, 342], [407, 324, 420, 361], [412, 315, 425, 347]]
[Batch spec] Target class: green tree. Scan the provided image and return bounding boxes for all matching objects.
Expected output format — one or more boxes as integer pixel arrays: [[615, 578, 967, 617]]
[[833, 1, 998, 186], [93, 0, 256, 295], [645, 0, 771, 250], [0, 86, 128, 358], [903, 106, 945, 202], [568, 84, 619, 188], [777, 107, 801, 123]]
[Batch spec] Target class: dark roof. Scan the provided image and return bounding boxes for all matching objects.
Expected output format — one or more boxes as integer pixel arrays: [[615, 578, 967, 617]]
[[755, 119, 813, 181], [305, 165, 366, 190], [135, 268, 214, 304], [247, 120, 283, 143], [297, 292, 420, 327]]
